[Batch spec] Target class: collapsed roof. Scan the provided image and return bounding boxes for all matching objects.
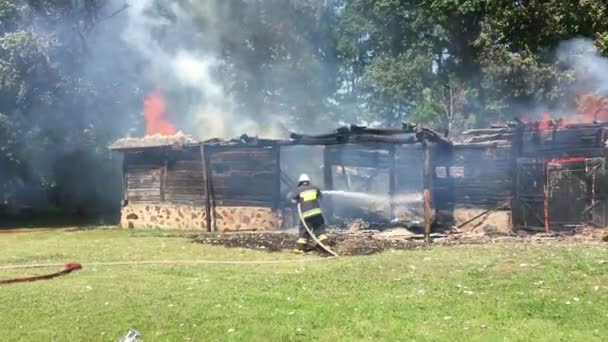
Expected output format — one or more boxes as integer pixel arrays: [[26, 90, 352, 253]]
[[108, 132, 280, 151], [287, 124, 450, 146], [108, 123, 451, 151], [108, 131, 198, 150]]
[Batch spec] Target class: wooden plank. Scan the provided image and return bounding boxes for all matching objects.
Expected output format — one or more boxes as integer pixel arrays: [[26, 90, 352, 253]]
[[273, 145, 280, 211], [169, 161, 204, 171], [422, 139, 432, 242], [128, 195, 162, 202], [127, 174, 161, 182], [209, 149, 275, 171], [160, 159, 167, 202], [122, 156, 128, 202], [165, 194, 205, 202], [165, 177, 205, 186], [165, 186, 206, 195], [127, 165, 163, 173], [210, 170, 276, 178], [323, 147, 334, 220], [213, 199, 273, 207], [127, 182, 161, 189], [388, 145, 396, 220], [201, 145, 212, 232]]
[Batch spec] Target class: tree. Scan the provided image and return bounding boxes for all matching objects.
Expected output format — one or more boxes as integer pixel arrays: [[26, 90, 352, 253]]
[[0, 0, 142, 215]]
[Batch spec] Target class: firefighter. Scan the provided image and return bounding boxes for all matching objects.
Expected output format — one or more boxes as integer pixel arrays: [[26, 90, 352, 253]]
[[291, 173, 329, 253]]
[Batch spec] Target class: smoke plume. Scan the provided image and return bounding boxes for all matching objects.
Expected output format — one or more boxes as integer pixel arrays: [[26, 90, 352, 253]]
[[122, 0, 289, 139], [558, 38, 608, 95]]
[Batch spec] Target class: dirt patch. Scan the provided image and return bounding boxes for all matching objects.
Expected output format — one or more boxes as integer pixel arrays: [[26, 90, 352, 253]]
[[330, 232, 422, 256], [191, 223, 608, 256], [193, 233, 296, 252], [192, 229, 426, 256]]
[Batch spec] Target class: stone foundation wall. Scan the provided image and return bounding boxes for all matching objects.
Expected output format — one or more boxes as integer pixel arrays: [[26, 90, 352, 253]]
[[120, 203, 282, 231]]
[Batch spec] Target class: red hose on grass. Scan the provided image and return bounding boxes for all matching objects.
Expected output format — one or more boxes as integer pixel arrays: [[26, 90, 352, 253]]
[[0, 263, 82, 285], [0, 257, 335, 285]]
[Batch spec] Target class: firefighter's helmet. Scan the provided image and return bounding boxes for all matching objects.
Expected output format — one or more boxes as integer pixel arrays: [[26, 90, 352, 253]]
[[298, 173, 311, 184]]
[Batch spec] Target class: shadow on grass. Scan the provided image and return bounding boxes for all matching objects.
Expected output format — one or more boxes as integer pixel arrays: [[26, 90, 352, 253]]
[[0, 209, 119, 230]]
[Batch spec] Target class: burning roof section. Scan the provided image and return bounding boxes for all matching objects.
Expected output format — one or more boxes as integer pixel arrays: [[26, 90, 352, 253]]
[[109, 124, 450, 151], [108, 131, 199, 151], [108, 132, 284, 151], [288, 124, 451, 146]]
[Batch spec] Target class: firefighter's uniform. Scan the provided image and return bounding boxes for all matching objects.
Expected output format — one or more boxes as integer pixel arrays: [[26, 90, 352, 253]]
[[292, 174, 328, 252]]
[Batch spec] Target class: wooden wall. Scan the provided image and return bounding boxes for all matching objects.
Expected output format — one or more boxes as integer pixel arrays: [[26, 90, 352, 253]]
[[123, 145, 280, 209], [165, 150, 206, 205], [124, 151, 163, 203], [451, 144, 512, 207], [208, 146, 279, 207]]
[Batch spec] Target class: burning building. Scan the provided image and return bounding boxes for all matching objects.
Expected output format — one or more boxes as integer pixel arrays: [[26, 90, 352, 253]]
[[109, 134, 283, 231], [109, 124, 452, 234], [109, 87, 608, 236], [513, 120, 608, 232], [455, 117, 608, 233]]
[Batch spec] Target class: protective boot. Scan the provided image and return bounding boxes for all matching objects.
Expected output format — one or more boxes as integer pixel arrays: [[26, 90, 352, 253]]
[[314, 234, 332, 254], [317, 234, 331, 246], [293, 238, 308, 254]]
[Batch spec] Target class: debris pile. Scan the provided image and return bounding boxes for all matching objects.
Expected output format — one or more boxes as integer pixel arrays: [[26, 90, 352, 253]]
[[194, 233, 295, 252]]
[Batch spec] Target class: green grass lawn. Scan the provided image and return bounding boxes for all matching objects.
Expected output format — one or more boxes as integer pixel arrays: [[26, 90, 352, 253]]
[[0, 229, 607, 341]]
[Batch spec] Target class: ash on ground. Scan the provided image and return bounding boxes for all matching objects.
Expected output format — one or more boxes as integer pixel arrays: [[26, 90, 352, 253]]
[[192, 218, 608, 256], [192, 221, 436, 256]]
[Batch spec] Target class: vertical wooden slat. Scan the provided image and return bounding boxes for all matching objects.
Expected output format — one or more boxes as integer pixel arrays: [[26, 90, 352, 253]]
[[160, 158, 167, 202], [272, 144, 281, 211], [543, 162, 550, 233], [510, 127, 523, 231], [200, 145, 212, 232], [122, 154, 128, 203], [323, 146, 334, 221], [388, 145, 396, 220], [422, 139, 432, 242]]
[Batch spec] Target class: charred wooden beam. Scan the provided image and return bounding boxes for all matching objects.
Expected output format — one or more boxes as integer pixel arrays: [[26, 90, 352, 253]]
[[122, 155, 128, 204], [273, 144, 281, 211], [388, 145, 396, 220], [323, 147, 334, 220], [462, 128, 514, 135], [466, 133, 515, 143], [160, 159, 167, 202], [422, 138, 432, 241], [200, 145, 212, 232], [350, 125, 413, 135], [212, 199, 276, 207]]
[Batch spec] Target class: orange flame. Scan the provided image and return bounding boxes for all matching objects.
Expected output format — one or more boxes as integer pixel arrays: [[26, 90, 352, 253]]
[[576, 93, 608, 123], [143, 88, 176, 136], [519, 93, 608, 132], [537, 113, 552, 133]]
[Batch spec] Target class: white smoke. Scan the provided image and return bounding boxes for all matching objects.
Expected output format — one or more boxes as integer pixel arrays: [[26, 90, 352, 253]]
[[558, 38, 608, 95], [121, 0, 288, 139]]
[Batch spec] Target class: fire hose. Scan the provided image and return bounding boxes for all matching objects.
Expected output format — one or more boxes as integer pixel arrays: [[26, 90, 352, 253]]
[[0, 262, 82, 285], [297, 203, 338, 257], [0, 258, 335, 285]]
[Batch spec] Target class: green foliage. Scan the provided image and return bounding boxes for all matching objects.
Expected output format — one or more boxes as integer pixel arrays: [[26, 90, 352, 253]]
[[2, 0, 608, 214]]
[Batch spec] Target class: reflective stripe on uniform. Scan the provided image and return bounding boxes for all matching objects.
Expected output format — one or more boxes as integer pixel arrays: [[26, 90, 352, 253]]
[[300, 189, 318, 202], [302, 208, 322, 218], [297, 238, 308, 244], [318, 234, 328, 241]]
